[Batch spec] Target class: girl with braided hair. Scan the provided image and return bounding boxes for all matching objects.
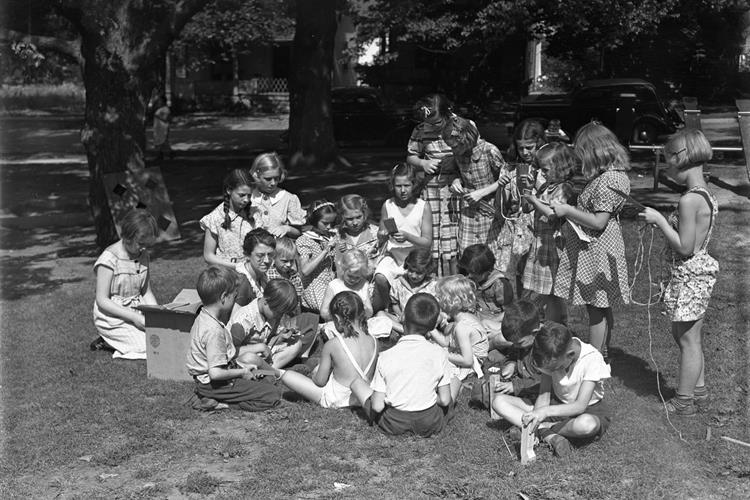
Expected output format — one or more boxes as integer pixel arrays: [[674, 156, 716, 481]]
[[201, 169, 257, 268], [270, 291, 378, 408]]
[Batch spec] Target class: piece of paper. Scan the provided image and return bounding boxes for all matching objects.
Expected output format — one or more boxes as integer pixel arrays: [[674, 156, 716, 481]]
[[566, 219, 592, 243]]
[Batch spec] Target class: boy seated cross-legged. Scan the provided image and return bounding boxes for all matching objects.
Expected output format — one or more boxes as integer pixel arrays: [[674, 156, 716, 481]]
[[492, 321, 612, 457], [350, 293, 454, 437], [186, 266, 282, 412]]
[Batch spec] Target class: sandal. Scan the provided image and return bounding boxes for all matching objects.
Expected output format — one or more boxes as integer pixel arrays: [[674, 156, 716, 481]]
[[664, 396, 697, 417]]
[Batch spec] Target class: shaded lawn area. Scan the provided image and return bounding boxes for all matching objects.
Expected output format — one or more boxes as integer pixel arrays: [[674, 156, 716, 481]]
[[1, 181, 750, 498]]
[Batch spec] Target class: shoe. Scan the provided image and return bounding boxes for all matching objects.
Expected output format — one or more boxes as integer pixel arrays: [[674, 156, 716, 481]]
[[89, 336, 114, 352], [539, 430, 572, 458], [693, 386, 709, 407], [664, 396, 697, 417]]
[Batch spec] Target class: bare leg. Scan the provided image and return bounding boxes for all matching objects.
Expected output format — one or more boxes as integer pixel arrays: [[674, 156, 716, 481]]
[[449, 376, 462, 401], [672, 319, 705, 397], [586, 305, 613, 355], [277, 370, 323, 403], [271, 340, 304, 369], [491, 394, 534, 427], [547, 413, 601, 440]]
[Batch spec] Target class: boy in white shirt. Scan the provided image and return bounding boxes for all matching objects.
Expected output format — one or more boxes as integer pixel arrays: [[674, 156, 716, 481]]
[[492, 321, 612, 457], [351, 293, 453, 437]]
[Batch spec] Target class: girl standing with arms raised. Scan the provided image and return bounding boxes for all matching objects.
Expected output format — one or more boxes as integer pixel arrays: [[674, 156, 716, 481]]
[[406, 94, 458, 276], [249, 152, 306, 238], [639, 130, 718, 416], [201, 169, 256, 268], [549, 122, 630, 360]]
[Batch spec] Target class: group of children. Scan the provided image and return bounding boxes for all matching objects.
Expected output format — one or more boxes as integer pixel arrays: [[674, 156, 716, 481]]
[[92, 94, 719, 456]]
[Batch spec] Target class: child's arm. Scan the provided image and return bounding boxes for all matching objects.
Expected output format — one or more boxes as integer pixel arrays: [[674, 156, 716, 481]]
[[436, 383, 452, 407], [640, 194, 701, 257], [298, 239, 335, 277], [427, 328, 451, 348], [370, 390, 386, 413], [524, 194, 555, 218], [202, 230, 235, 268], [141, 273, 158, 306], [95, 266, 146, 329], [407, 154, 441, 175], [550, 202, 611, 231], [396, 200, 433, 248], [447, 324, 474, 368], [319, 284, 336, 322], [528, 380, 596, 423], [311, 342, 334, 387]]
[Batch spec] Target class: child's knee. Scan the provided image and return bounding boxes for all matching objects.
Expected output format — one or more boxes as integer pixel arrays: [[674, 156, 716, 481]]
[[572, 413, 600, 437], [236, 350, 263, 368]]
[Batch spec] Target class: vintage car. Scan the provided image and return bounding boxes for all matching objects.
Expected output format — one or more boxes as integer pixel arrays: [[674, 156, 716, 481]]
[[516, 78, 683, 145]]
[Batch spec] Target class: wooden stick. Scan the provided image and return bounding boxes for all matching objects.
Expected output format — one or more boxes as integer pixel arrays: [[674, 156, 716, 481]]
[[520, 423, 536, 465], [721, 435, 750, 448]]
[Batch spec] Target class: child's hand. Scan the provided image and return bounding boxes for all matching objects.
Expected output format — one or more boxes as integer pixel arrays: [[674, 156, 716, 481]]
[[497, 173, 512, 187], [450, 178, 465, 194], [242, 365, 260, 380], [494, 380, 514, 394], [423, 158, 440, 175], [391, 231, 407, 243], [549, 201, 569, 217], [463, 190, 485, 204], [521, 408, 547, 430], [269, 225, 290, 238], [638, 207, 663, 227], [337, 240, 348, 253], [500, 361, 516, 380], [134, 312, 146, 330]]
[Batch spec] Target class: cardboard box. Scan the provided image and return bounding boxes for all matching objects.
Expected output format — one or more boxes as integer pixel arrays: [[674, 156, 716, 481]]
[[138, 289, 201, 382]]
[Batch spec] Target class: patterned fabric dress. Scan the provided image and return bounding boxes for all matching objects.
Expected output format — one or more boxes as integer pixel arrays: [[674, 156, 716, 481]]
[[454, 139, 506, 252], [522, 180, 575, 295], [408, 122, 458, 273], [553, 170, 630, 307], [663, 187, 719, 322], [93, 249, 150, 359], [200, 203, 257, 262], [296, 231, 336, 312]]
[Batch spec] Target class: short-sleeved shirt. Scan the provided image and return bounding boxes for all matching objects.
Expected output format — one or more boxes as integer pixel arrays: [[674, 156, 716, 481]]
[[228, 298, 283, 343], [186, 310, 236, 385], [200, 203, 257, 261], [551, 338, 611, 405], [371, 335, 452, 412], [267, 265, 304, 300], [389, 276, 436, 311], [250, 188, 306, 231]]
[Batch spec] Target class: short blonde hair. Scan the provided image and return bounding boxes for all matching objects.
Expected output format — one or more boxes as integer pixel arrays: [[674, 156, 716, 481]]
[[274, 236, 298, 259], [574, 122, 630, 180], [340, 249, 368, 278], [667, 129, 712, 169], [435, 275, 477, 316]]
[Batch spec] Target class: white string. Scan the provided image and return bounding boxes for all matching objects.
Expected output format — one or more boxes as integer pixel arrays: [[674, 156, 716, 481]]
[[631, 223, 687, 442]]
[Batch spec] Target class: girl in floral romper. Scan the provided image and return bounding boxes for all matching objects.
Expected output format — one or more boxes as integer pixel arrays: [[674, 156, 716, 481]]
[[549, 123, 631, 360], [639, 129, 718, 416]]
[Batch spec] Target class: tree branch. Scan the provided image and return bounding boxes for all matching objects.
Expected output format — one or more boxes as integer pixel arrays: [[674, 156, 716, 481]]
[[0, 28, 82, 65]]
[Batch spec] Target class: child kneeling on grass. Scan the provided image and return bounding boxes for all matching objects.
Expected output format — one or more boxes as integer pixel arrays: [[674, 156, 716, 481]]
[[350, 293, 454, 437], [492, 321, 612, 457], [186, 266, 281, 412]]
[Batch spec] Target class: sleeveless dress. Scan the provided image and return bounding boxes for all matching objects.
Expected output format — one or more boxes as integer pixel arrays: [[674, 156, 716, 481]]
[[319, 330, 378, 408], [374, 199, 426, 286], [93, 249, 150, 359], [448, 312, 489, 381], [553, 170, 630, 307], [663, 187, 719, 322]]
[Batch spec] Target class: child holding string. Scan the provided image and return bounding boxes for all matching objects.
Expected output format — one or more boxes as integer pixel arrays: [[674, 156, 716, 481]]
[[549, 122, 631, 360], [639, 129, 718, 416], [335, 194, 381, 275], [296, 200, 338, 312]]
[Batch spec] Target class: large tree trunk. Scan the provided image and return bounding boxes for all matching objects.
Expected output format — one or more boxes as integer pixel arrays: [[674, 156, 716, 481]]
[[288, 0, 338, 169]]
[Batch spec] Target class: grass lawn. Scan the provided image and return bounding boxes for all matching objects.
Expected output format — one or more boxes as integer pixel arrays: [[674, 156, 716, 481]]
[[2, 177, 749, 498]]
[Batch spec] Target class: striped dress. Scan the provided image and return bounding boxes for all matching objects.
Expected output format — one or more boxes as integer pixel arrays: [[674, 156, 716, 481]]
[[407, 122, 458, 272]]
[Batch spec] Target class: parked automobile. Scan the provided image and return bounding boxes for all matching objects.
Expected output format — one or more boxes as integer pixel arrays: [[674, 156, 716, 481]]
[[330, 86, 415, 146], [516, 79, 683, 145]]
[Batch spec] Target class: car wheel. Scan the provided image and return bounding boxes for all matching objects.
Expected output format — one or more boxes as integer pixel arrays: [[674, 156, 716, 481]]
[[631, 121, 658, 145]]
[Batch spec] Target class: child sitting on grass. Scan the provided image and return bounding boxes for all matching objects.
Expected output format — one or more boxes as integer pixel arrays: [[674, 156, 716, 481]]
[[350, 293, 454, 437], [320, 249, 374, 321], [266, 236, 304, 313], [491, 321, 612, 457], [186, 266, 281, 412], [378, 247, 437, 336], [228, 279, 305, 369], [271, 291, 377, 408], [459, 243, 514, 321]]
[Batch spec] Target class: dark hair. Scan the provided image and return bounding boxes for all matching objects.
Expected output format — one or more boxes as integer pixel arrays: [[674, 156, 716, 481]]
[[458, 244, 496, 275], [307, 199, 338, 227], [507, 119, 546, 163], [403, 293, 441, 335], [243, 227, 276, 256], [221, 169, 253, 230], [404, 247, 435, 275], [389, 163, 423, 203], [414, 93, 451, 122], [197, 266, 238, 305], [330, 291, 368, 338], [531, 321, 572, 368], [119, 208, 158, 243], [501, 300, 541, 343], [263, 279, 298, 315]]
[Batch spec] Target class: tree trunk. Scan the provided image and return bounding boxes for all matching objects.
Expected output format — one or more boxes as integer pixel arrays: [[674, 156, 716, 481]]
[[288, 0, 338, 169]]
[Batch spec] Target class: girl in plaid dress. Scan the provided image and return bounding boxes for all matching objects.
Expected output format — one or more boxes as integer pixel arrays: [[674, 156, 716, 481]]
[[296, 200, 338, 312], [406, 94, 459, 276], [639, 129, 718, 416], [521, 142, 576, 324], [441, 116, 507, 253], [549, 123, 631, 360]]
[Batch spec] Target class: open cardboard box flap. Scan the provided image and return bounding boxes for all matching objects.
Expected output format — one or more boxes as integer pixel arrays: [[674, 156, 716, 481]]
[[137, 289, 202, 315]]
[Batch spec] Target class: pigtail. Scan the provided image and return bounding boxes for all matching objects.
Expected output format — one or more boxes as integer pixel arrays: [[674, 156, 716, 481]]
[[221, 192, 232, 230]]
